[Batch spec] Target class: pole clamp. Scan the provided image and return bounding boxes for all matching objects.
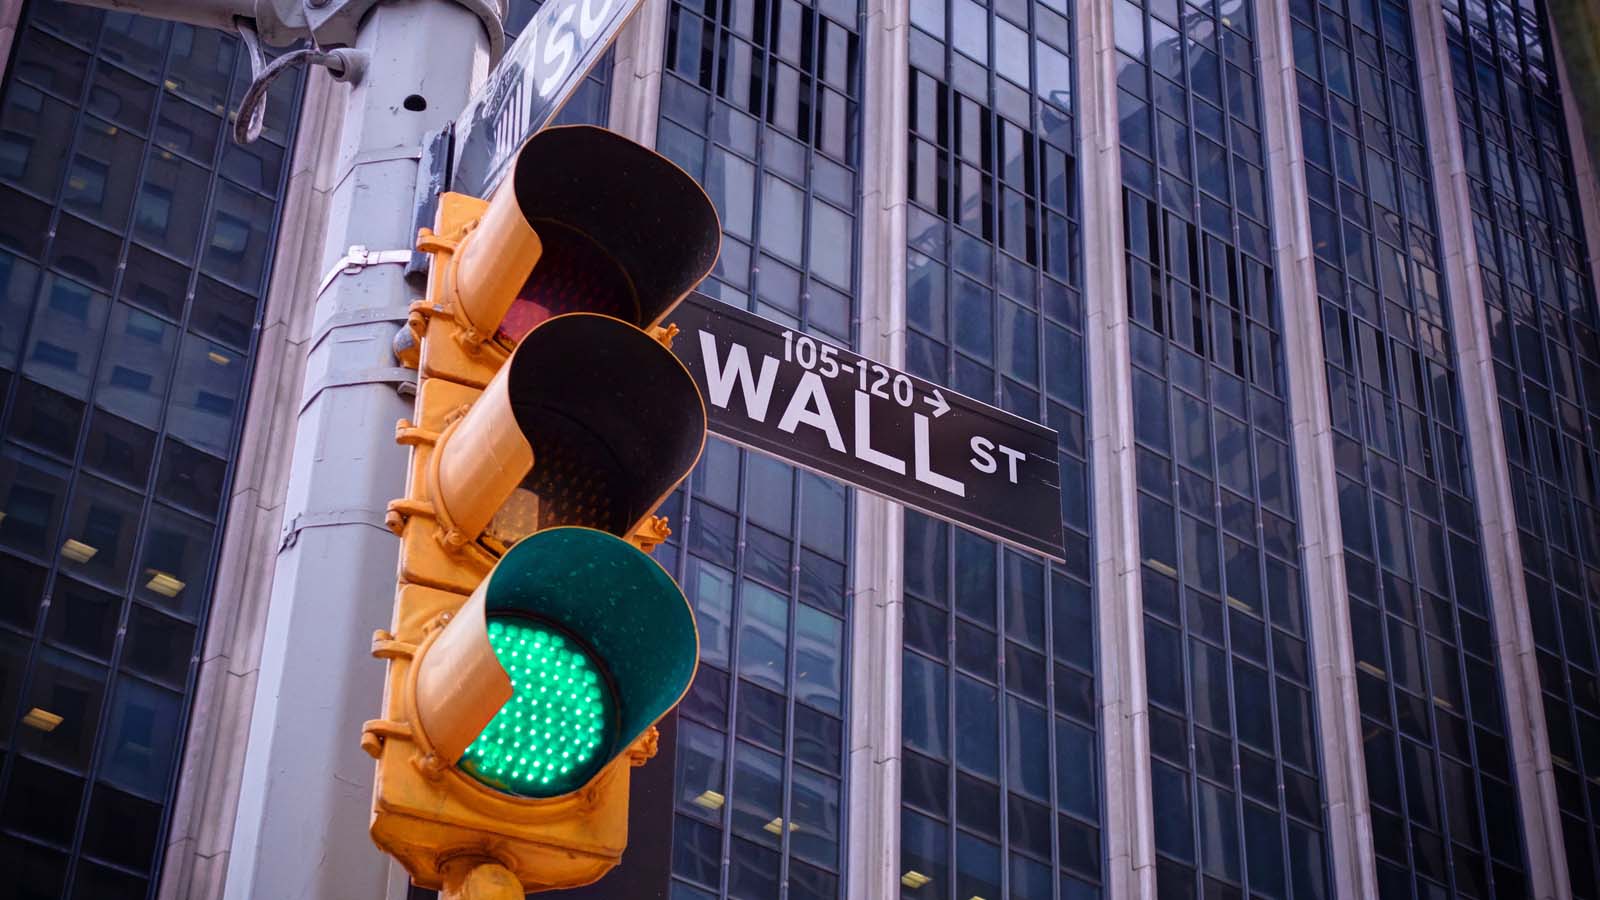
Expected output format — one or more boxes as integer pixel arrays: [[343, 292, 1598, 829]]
[[317, 244, 417, 299]]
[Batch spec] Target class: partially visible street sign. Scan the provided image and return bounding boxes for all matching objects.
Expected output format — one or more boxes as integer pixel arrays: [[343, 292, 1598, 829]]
[[669, 293, 1066, 562], [453, 0, 645, 195]]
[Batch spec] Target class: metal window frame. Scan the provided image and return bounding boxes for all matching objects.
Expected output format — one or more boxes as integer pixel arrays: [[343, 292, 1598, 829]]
[[1111, 0, 1336, 894]]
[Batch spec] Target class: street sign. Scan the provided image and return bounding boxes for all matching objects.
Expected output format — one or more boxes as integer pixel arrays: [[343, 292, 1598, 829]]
[[452, 0, 645, 195], [668, 293, 1066, 562]]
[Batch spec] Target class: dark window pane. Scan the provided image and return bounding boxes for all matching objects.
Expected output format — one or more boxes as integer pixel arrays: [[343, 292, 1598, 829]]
[[99, 674, 183, 798], [0, 836, 67, 899], [735, 679, 787, 750], [71, 861, 148, 900], [82, 410, 156, 488], [59, 475, 142, 591], [676, 718, 728, 819], [134, 151, 208, 261], [155, 438, 225, 519], [190, 276, 255, 350], [794, 703, 843, 774], [672, 814, 722, 888], [80, 781, 161, 872], [901, 809, 950, 896], [16, 646, 107, 771], [10, 378, 84, 459], [135, 503, 215, 618], [0, 552, 47, 631], [1, 755, 83, 845], [44, 576, 120, 660], [730, 741, 785, 846], [728, 835, 780, 899], [791, 765, 841, 867], [124, 603, 196, 688], [120, 243, 189, 320], [0, 444, 69, 556]]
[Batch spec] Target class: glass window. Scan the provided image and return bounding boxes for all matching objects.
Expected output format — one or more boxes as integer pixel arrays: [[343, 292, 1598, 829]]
[[0, 444, 69, 557], [96, 302, 178, 427], [16, 646, 107, 771], [134, 503, 214, 619], [59, 474, 142, 591], [738, 581, 790, 690], [166, 331, 244, 455], [23, 275, 110, 399], [98, 674, 183, 798]]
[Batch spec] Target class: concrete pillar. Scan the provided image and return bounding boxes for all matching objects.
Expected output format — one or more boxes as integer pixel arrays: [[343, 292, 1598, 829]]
[[1553, 33, 1600, 304], [157, 70, 346, 900], [221, 4, 492, 897], [1249, 0, 1379, 894], [1409, 2, 1569, 897], [606, 0, 669, 145], [845, 0, 909, 895], [0, 0, 22, 76], [1075, 0, 1154, 894]]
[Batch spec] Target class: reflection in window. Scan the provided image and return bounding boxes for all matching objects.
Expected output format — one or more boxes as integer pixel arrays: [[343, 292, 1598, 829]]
[[1442, 0, 1600, 890], [665, 442, 853, 900], [1118, 0, 1329, 891], [901, 0, 1098, 889]]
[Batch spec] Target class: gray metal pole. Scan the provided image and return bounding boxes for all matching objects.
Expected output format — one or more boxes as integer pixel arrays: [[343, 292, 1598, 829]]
[[221, 2, 492, 897]]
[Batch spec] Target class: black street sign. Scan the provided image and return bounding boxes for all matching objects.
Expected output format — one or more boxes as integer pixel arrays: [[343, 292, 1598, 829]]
[[452, 0, 645, 195], [668, 293, 1065, 562]]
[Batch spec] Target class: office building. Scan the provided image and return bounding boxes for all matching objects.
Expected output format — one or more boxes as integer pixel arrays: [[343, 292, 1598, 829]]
[[0, 0, 1596, 896]]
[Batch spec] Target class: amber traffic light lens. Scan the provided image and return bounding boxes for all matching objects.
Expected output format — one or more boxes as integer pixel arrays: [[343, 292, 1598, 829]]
[[457, 616, 616, 797]]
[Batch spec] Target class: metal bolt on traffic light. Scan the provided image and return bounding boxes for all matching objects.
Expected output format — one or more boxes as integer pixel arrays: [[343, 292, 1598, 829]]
[[361, 125, 720, 898]]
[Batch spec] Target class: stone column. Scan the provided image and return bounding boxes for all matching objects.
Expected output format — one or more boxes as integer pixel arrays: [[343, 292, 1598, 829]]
[[1075, 0, 1154, 894], [846, 0, 909, 894], [1250, 0, 1379, 894], [1410, 1, 1568, 896], [607, 0, 671, 145], [0, 0, 22, 75]]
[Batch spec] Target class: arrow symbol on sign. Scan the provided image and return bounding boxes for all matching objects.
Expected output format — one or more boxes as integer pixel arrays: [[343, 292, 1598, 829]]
[[924, 388, 950, 418]]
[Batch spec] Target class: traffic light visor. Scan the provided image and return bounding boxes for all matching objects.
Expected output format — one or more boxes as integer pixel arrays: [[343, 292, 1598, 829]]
[[435, 527, 698, 798], [498, 125, 721, 339], [498, 312, 705, 539]]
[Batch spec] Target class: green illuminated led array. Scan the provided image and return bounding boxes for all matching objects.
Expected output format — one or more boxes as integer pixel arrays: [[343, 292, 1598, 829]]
[[457, 617, 614, 797]]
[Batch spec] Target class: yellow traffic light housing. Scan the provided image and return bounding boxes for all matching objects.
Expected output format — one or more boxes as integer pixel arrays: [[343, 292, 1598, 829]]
[[365, 125, 720, 896]]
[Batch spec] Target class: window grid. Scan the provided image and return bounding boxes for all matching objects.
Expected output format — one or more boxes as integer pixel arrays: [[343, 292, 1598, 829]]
[[1442, 0, 1600, 893], [1291, 0, 1533, 894], [898, 0, 1101, 895], [657, 442, 855, 900], [1113, 0, 1332, 893], [658, 0, 863, 344], [655, 0, 865, 894], [0, 5, 302, 897]]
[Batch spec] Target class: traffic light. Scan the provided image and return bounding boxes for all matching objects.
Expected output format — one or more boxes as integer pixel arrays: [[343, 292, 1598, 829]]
[[363, 125, 720, 896]]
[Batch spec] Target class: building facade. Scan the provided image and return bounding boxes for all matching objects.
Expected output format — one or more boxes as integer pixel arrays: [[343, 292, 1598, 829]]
[[0, 0, 1597, 897]]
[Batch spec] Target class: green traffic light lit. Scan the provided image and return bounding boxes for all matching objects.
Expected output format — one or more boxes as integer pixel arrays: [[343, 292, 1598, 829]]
[[458, 615, 615, 797]]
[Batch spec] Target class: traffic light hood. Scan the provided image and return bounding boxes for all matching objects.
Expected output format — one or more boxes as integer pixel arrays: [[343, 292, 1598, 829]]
[[414, 527, 699, 787], [508, 125, 720, 330], [482, 527, 698, 763], [501, 312, 706, 538]]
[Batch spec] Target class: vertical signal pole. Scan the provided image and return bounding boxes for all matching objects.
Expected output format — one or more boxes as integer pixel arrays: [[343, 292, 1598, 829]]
[[223, 5, 495, 899]]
